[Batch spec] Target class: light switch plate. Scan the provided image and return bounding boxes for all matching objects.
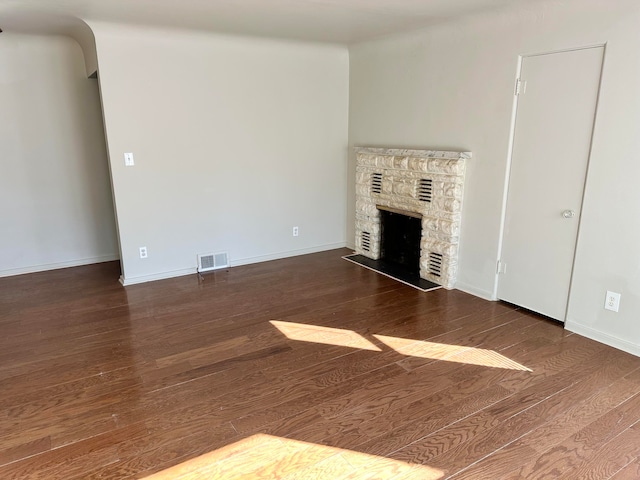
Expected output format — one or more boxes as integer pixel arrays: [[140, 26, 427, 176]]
[[124, 152, 135, 166]]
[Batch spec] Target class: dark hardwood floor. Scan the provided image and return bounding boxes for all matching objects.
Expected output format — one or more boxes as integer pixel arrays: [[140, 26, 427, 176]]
[[1, 248, 640, 479]]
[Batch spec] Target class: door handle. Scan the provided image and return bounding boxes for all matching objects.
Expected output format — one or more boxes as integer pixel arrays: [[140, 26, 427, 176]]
[[562, 210, 576, 219]]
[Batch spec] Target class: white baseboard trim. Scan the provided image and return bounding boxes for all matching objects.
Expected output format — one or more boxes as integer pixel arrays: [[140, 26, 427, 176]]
[[231, 242, 348, 268], [0, 254, 120, 278], [454, 281, 497, 301], [120, 267, 197, 286], [565, 320, 640, 357], [119, 243, 348, 287]]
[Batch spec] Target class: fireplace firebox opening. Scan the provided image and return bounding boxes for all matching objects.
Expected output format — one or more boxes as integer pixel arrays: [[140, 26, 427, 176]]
[[380, 208, 421, 275]]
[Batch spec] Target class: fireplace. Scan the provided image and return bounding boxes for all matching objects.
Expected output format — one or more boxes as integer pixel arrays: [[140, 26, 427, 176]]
[[354, 147, 471, 289]]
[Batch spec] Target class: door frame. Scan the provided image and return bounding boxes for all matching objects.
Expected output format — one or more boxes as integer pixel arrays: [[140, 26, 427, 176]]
[[493, 44, 607, 322]]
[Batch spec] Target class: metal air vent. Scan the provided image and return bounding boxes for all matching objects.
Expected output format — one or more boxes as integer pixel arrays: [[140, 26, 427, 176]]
[[418, 178, 433, 202], [197, 252, 229, 272], [428, 252, 443, 277], [371, 173, 383, 194], [361, 232, 371, 252]]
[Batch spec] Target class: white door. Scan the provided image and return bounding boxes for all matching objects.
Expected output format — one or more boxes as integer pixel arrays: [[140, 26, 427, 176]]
[[498, 47, 603, 321]]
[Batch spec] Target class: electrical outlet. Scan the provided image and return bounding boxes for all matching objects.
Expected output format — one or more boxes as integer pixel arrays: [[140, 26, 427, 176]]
[[292, 226, 299, 237], [139, 246, 148, 259], [604, 291, 621, 312]]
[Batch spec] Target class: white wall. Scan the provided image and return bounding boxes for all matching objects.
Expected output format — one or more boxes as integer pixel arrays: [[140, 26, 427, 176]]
[[90, 23, 349, 284], [0, 33, 118, 276], [348, 0, 640, 355]]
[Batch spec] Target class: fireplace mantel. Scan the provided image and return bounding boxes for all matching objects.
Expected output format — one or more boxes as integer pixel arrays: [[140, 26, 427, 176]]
[[354, 147, 471, 161], [354, 146, 471, 289]]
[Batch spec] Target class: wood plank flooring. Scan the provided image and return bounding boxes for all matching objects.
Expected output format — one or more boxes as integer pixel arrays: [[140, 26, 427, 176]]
[[1, 248, 640, 479]]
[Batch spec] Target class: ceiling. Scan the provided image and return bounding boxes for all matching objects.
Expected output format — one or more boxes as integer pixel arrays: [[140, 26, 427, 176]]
[[0, 0, 541, 44]]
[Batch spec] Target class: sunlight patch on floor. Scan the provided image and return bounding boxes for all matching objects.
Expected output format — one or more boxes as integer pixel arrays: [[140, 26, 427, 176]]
[[143, 434, 444, 479], [374, 334, 532, 371], [270, 320, 381, 351], [270, 320, 531, 372]]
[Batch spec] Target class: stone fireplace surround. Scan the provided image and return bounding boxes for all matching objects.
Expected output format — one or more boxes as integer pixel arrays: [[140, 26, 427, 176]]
[[354, 147, 471, 289]]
